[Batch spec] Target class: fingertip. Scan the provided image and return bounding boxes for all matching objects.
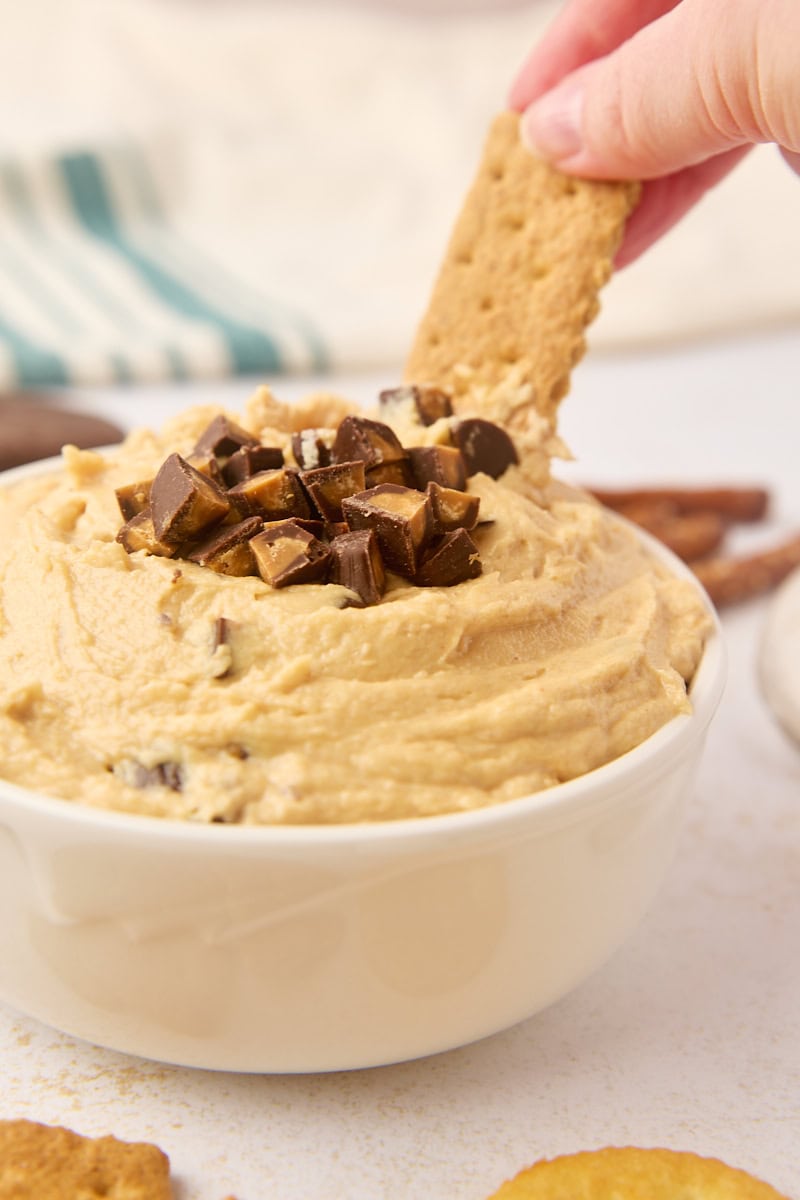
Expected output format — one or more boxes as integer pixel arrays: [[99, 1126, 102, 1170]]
[[519, 77, 586, 167], [507, 53, 548, 113], [506, 79, 526, 114]]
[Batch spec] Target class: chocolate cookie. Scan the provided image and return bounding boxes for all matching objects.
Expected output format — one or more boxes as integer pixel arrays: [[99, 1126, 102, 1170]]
[[0, 392, 123, 470]]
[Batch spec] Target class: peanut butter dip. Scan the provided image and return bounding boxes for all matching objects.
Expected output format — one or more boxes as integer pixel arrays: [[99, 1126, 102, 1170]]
[[0, 386, 711, 823]]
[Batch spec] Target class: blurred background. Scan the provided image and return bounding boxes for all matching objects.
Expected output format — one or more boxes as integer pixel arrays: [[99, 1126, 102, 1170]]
[[0, 0, 798, 393]]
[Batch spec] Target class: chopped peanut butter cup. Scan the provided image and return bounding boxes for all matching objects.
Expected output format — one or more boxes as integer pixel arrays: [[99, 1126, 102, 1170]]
[[186, 516, 263, 576], [193, 414, 258, 459], [332, 415, 407, 470], [330, 529, 386, 607], [408, 445, 467, 491], [301, 461, 367, 524], [150, 453, 231, 545], [115, 479, 153, 522], [378, 384, 453, 427], [115, 392, 493, 602], [222, 444, 284, 487], [291, 428, 335, 470], [451, 418, 518, 479], [365, 459, 414, 489], [426, 481, 480, 532], [415, 528, 482, 587], [228, 468, 311, 522], [250, 519, 331, 588], [117, 510, 178, 557], [342, 484, 433, 577], [185, 452, 226, 486]]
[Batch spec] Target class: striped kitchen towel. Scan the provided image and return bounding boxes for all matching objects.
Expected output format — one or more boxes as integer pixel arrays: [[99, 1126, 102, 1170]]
[[0, 143, 328, 389]]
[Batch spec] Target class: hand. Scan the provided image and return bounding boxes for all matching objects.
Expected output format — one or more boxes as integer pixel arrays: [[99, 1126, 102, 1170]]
[[509, 0, 800, 266]]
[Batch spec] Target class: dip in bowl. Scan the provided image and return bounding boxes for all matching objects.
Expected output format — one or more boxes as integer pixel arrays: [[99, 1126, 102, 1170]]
[[0, 393, 723, 1070], [0, 584, 723, 1071]]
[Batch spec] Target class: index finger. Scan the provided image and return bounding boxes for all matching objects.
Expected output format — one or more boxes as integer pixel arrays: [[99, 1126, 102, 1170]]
[[509, 0, 682, 110]]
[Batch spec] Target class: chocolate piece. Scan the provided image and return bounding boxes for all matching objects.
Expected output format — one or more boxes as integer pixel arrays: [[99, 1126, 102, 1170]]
[[213, 616, 230, 650], [292, 517, 328, 540], [332, 415, 406, 469], [160, 762, 184, 790], [426, 481, 480, 532], [116, 509, 178, 557], [150, 453, 231, 544], [186, 516, 262, 575], [329, 529, 386, 607], [365, 460, 414, 489], [114, 399, 502, 594], [300, 461, 366, 523], [250, 519, 331, 588], [291, 428, 335, 470], [222, 445, 285, 487], [228, 468, 311, 522], [193, 414, 258, 459], [408, 445, 467, 491], [115, 479, 152, 521], [451, 418, 518, 479], [415, 529, 482, 587], [209, 615, 234, 678], [186, 453, 226, 487], [342, 484, 433, 577], [129, 761, 184, 791], [378, 384, 453, 426]]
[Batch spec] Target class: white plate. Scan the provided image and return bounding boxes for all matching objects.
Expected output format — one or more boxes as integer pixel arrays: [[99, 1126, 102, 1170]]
[[759, 565, 800, 747]]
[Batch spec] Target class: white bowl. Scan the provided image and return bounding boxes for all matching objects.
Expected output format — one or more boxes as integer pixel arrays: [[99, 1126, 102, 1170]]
[[0, 460, 725, 1072]]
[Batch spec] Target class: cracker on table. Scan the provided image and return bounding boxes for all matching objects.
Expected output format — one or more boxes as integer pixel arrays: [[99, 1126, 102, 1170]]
[[404, 111, 639, 433], [0, 1119, 172, 1200], [486, 1146, 791, 1199]]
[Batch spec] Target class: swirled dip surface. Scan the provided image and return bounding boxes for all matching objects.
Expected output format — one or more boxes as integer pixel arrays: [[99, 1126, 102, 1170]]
[[0, 391, 710, 823]]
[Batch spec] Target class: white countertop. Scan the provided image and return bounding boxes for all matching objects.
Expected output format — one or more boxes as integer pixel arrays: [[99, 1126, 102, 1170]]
[[2, 330, 799, 1199]]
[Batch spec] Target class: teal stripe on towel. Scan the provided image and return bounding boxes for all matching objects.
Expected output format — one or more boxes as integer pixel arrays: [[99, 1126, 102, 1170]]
[[59, 152, 283, 375], [0, 310, 69, 386], [1, 161, 167, 385], [120, 144, 329, 373], [0, 243, 83, 338]]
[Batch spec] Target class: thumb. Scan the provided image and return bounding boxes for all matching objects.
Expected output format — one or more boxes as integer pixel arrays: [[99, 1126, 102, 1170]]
[[519, 0, 800, 179]]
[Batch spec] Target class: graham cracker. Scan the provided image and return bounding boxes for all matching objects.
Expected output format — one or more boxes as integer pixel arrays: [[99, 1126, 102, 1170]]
[[487, 1146, 790, 1199], [404, 111, 639, 432], [0, 1120, 172, 1200]]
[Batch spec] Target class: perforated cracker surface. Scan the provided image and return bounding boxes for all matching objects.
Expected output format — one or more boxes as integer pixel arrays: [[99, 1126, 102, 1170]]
[[405, 111, 639, 431]]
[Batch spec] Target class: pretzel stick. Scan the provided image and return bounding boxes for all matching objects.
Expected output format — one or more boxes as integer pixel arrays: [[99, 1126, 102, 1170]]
[[640, 511, 727, 563], [689, 535, 800, 606], [589, 486, 769, 523], [599, 497, 727, 562], [610, 498, 679, 528]]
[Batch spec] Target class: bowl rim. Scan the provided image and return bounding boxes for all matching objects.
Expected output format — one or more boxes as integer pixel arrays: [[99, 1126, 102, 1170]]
[[0, 453, 726, 846]]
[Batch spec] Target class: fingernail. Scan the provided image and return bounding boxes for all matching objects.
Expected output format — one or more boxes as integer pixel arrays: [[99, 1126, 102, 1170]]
[[521, 77, 585, 163]]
